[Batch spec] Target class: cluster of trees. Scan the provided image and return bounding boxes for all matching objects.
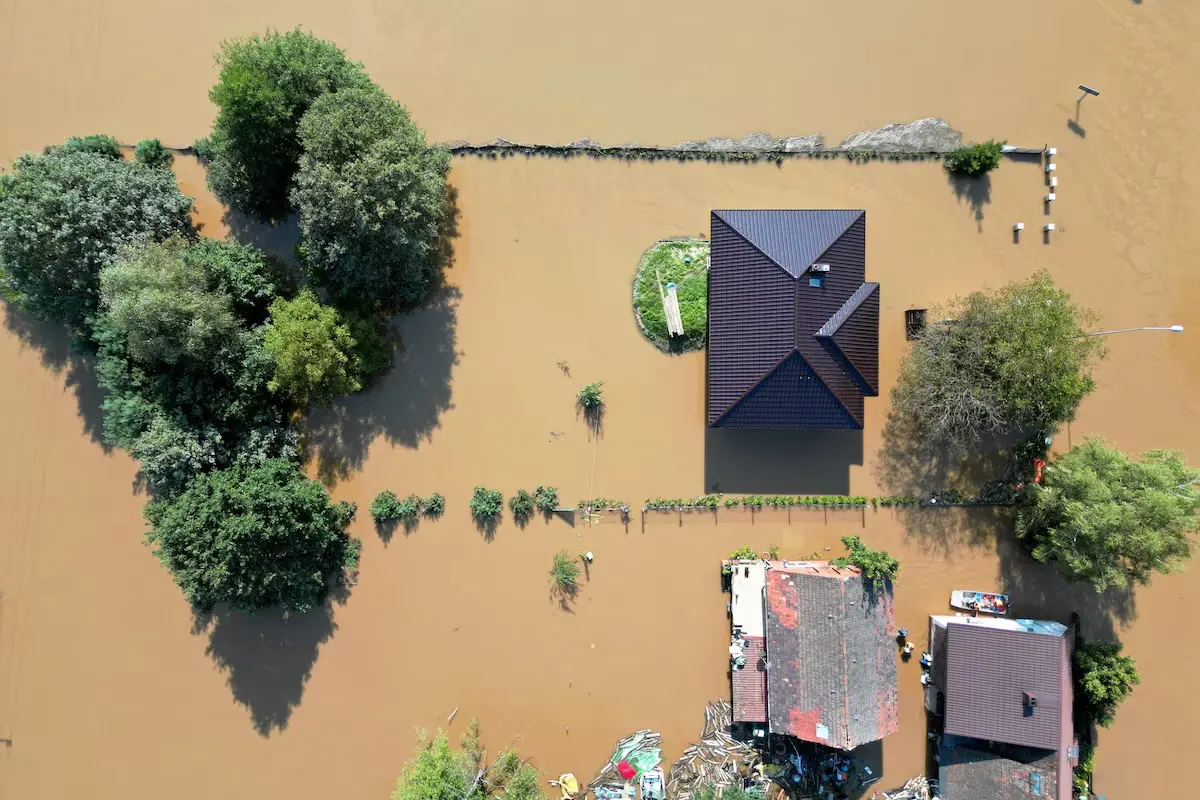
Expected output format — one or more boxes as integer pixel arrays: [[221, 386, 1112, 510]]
[[830, 535, 900, 584], [893, 270, 1199, 594], [390, 722, 545, 800], [199, 27, 450, 313], [0, 28, 451, 614]]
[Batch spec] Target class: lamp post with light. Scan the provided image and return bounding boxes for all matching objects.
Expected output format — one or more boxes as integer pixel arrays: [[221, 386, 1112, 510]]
[[1084, 325, 1184, 337]]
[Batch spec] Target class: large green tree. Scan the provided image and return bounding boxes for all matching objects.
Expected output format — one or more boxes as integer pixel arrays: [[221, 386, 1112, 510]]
[[292, 85, 450, 310], [1016, 438, 1200, 591], [391, 723, 545, 800], [891, 271, 1103, 448], [98, 239, 239, 368], [183, 237, 280, 322], [1075, 640, 1140, 727], [263, 289, 362, 406], [203, 28, 371, 221], [0, 146, 194, 329], [145, 459, 357, 612]]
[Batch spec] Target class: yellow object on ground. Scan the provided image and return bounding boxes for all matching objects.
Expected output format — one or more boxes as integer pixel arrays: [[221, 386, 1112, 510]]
[[558, 774, 579, 799]]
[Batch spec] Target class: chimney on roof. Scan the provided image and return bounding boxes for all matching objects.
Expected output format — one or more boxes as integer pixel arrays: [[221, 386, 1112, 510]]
[[1023, 691, 1038, 708]]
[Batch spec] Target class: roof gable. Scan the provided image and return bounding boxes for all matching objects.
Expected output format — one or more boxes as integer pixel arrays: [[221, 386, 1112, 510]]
[[817, 283, 880, 396], [715, 352, 859, 428], [944, 623, 1072, 751], [713, 210, 864, 278]]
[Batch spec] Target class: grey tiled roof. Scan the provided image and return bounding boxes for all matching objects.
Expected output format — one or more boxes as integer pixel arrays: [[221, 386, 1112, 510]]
[[764, 565, 898, 750], [707, 210, 879, 429], [938, 738, 1065, 800]]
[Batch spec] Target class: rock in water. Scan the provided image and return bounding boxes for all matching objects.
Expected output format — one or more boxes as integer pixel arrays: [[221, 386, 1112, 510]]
[[838, 117, 963, 152]]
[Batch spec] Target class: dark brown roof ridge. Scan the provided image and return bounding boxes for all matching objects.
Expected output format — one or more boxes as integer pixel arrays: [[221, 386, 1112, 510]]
[[712, 209, 865, 278], [711, 349, 858, 427]]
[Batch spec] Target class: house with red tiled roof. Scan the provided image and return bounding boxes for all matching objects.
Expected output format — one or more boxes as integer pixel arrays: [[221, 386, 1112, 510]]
[[728, 560, 899, 751]]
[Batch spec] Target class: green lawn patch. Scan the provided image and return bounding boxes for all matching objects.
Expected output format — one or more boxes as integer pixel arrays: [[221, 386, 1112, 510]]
[[633, 238, 709, 353]]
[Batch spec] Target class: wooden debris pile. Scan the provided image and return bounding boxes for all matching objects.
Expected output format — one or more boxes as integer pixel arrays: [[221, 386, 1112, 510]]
[[873, 775, 932, 800], [666, 700, 763, 800]]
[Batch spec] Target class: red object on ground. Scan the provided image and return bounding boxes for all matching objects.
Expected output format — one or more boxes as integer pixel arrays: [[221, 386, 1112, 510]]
[[1033, 458, 1046, 485], [617, 761, 636, 780]]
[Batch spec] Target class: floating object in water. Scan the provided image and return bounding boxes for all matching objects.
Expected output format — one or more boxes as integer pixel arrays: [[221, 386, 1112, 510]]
[[585, 552, 594, 563], [447, 705, 459, 723], [950, 590, 1010, 615]]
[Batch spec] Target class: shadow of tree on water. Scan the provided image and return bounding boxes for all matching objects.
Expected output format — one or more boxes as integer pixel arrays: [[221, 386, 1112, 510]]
[[194, 587, 347, 736], [1, 300, 108, 448], [878, 409, 1137, 642], [305, 285, 461, 485], [947, 171, 991, 232]]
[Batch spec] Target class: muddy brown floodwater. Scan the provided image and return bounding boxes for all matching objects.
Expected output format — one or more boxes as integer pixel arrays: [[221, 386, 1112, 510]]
[[2, 1, 1199, 799]]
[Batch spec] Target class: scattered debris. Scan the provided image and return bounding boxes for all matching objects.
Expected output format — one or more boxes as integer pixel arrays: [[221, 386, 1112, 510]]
[[872, 775, 933, 800], [589, 730, 663, 800], [448, 705, 460, 723], [666, 700, 762, 800]]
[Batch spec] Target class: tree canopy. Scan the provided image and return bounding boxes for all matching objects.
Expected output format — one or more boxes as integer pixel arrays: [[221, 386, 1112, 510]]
[[0, 146, 194, 329], [1015, 437, 1199, 591], [891, 271, 1102, 448], [1075, 640, 1140, 728], [390, 723, 545, 800], [204, 28, 371, 221], [830, 535, 899, 583], [99, 239, 240, 368], [145, 459, 357, 613], [263, 289, 362, 406], [292, 85, 450, 310]]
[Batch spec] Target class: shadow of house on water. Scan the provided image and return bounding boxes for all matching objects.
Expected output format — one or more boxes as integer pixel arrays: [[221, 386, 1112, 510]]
[[2, 301, 108, 448], [705, 428, 862, 495], [195, 589, 346, 736]]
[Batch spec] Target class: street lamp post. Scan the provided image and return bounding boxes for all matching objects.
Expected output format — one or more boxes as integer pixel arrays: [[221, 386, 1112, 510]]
[[1084, 325, 1184, 337]]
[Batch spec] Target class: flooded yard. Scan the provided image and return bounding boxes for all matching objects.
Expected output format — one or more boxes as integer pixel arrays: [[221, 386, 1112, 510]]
[[2, 1, 1199, 799]]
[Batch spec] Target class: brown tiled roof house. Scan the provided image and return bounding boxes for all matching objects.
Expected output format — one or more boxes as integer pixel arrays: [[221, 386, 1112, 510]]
[[707, 210, 879, 429], [937, 621, 1076, 800], [764, 563, 898, 750]]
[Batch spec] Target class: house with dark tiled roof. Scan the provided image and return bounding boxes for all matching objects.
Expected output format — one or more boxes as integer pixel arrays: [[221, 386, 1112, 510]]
[[928, 617, 1076, 800], [760, 562, 898, 750], [707, 210, 879, 429]]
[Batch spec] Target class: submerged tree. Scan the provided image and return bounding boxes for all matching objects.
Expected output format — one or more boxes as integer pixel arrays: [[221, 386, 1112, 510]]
[[144, 459, 357, 613], [1075, 640, 1140, 728], [262, 289, 362, 407], [830, 535, 899, 583], [944, 140, 1005, 177], [0, 146, 194, 329], [204, 28, 371, 221], [98, 239, 240, 368], [134, 138, 175, 171], [891, 271, 1102, 449], [292, 85, 450, 310], [1015, 438, 1199, 592], [390, 722, 544, 800]]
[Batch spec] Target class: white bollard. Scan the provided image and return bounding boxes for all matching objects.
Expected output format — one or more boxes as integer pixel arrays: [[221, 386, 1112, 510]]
[[1044, 223, 1056, 232], [1045, 193, 1056, 202], [1014, 222, 1025, 231], [1049, 177, 1058, 188], [1045, 163, 1057, 173], [1046, 147, 1057, 157]]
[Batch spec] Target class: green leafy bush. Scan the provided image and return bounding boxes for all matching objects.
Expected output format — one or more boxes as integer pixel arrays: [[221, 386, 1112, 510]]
[[370, 490, 404, 523], [134, 138, 174, 170], [398, 494, 422, 519], [57, 134, 122, 159], [550, 550, 580, 590], [944, 139, 1005, 177], [577, 381, 604, 411], [470, 487, 503, 521], [533, 486, 558, 513], [830, 535, 899, 583], [729, 544, 758, 561], [424, 493, 446, 517], [144, 459, 357, 612], [509, 489, 535, 523], [1075, 640, 1141, 728]]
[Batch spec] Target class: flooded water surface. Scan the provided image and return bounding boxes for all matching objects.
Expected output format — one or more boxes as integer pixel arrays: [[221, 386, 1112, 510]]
[[2, 1, 1199, 799]]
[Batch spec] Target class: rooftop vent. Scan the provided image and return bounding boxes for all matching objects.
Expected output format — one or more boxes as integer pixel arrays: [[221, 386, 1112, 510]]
[[810, 263, 831, 273], [1023, 691, 1038, 708]]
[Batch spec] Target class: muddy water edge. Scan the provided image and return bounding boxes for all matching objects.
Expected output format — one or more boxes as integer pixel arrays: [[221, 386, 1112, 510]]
[[2, 1, 1199, 799]]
